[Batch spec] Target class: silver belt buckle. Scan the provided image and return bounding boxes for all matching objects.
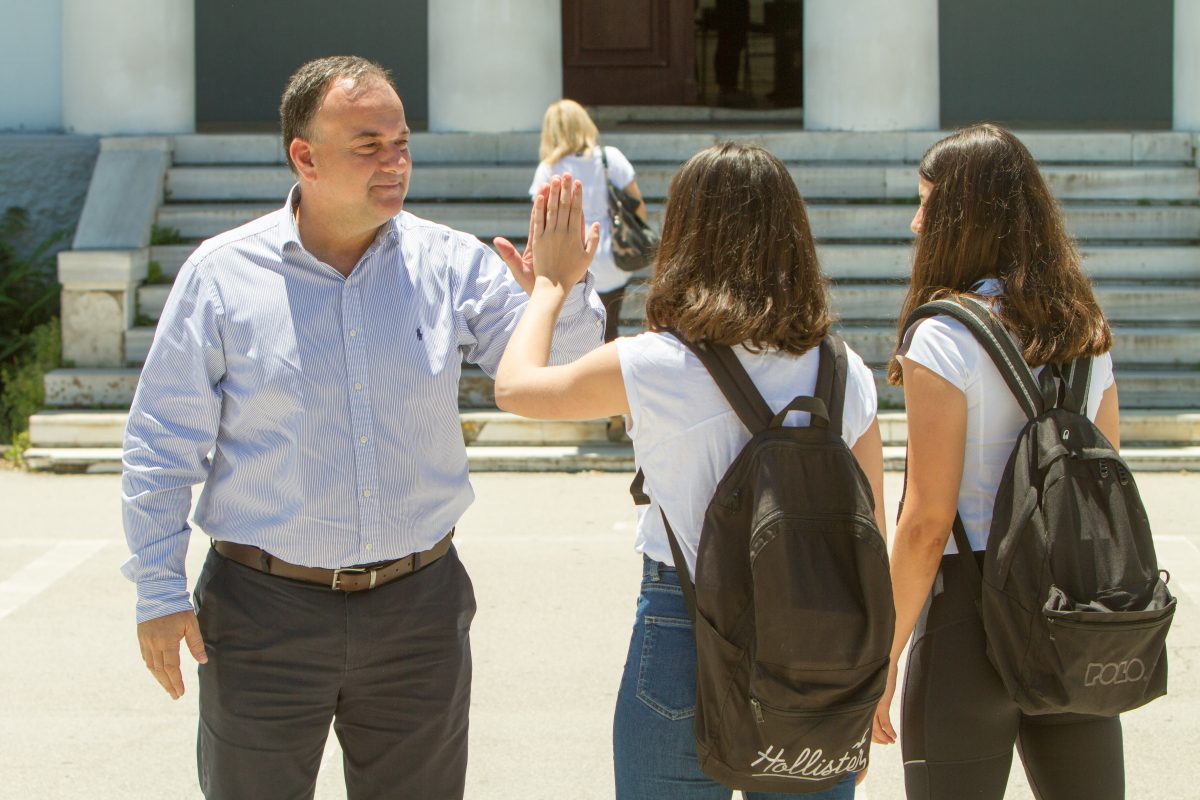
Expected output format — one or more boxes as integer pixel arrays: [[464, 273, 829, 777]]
[[331, 566, 376, 590]]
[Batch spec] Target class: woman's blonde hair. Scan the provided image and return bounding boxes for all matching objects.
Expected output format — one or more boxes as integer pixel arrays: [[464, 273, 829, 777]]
[[538, 99, 600, 164]]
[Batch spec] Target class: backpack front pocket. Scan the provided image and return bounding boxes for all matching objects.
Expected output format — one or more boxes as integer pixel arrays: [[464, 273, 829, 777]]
[[1036, 582, 1176, 715]]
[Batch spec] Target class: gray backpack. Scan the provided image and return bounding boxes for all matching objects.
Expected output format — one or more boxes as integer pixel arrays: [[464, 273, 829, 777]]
[[633, 333, 894, 793], [904, 297, 1175, 716]]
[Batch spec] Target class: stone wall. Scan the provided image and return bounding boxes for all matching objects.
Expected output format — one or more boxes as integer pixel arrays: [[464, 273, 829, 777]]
[[0, 134, 98, 257]]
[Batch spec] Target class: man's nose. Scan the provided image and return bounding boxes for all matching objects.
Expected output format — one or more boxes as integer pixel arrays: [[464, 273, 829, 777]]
[[380, 144, 409, 172]]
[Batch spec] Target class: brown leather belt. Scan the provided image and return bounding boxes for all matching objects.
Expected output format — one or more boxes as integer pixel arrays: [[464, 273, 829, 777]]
[[213, 530, 454, 591]]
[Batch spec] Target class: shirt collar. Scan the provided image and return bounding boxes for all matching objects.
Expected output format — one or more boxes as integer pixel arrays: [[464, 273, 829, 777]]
[[279, 184, 402, 256], [970, 277, 1004, 297]]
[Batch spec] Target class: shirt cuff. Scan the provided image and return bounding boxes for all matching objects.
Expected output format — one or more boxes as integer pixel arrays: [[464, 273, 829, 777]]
[[561, 269, 603, 318], [134, 578, 194, 624]]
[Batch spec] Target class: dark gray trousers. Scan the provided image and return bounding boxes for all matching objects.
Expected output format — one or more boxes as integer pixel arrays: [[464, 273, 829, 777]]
[[193, 544, 476, 800]]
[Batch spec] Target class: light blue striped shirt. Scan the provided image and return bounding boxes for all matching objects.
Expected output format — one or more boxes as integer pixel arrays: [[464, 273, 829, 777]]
[[121, 189, 605, 623]]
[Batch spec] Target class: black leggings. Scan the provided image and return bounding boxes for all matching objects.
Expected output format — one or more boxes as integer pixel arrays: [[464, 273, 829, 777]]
[[901, 553, 1125, 800]]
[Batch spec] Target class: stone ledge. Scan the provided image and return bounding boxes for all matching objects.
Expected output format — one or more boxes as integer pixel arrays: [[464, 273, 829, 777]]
[[58, 248, 147, 289], [73, 143, 170, 250], [23, 445, 1200, 474]]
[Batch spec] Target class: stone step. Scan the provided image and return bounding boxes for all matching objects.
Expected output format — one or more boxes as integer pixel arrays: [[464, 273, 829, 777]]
[[147, 241, 1200, 283], [121, 321, 1200, 370], [165, 164, 1200, 204], [25, 409, 621, 448], [156, 201, 1200, 243], [137, 280, 1200, 327], [26, 407, 1200, 450], [21, 443, 1200, 474], [620, 281, 1200, 325], [169, 131, 1199, 167], [842, 324, 1200, 368], [41, 364, 1200, 411]]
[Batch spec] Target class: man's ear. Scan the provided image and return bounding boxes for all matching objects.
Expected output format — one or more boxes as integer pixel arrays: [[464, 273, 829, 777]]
[[290, 138, 317, 181]]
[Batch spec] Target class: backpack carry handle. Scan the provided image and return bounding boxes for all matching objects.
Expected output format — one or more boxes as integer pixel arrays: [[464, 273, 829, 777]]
[[770, 395, 830, 429]]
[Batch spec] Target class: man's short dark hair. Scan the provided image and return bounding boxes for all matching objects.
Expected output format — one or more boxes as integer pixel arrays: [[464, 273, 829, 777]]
[[279, 56, 395, 173]]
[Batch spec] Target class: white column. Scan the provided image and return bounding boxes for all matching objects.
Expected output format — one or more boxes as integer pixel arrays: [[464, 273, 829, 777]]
[[804, 0, 939, 131], [0, 0, 62, 131], [1175, 0, 1200, 130], [428, 0, 561, 132], [62, 0, 194, 135]]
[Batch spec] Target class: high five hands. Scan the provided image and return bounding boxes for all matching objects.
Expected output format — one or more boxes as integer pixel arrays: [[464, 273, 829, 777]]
[[494, 173, 600, 295]]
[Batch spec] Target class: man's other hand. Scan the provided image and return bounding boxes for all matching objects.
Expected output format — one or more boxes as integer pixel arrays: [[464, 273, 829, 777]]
[[137, 609, 208, 700]]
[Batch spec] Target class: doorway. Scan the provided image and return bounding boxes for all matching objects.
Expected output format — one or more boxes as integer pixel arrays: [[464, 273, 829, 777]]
[[695, 0, 802, 108], [562, 0, 802, 110]]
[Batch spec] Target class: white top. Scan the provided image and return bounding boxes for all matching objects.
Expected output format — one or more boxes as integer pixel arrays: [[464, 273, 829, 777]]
[[531, 145, 636, 293], [616, 331, 879, 575], [898, 280, 1115, 554]]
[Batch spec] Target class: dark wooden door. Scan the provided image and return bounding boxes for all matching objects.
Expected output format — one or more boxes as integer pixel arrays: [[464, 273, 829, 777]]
[[563, 0, 696, 105]]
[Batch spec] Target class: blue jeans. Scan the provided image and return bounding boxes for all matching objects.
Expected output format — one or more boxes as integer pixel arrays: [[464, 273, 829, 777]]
[[613, 556, 856, 800]]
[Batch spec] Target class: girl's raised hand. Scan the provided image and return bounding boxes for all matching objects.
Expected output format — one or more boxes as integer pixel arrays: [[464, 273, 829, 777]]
[[531, 173, 600, 289]]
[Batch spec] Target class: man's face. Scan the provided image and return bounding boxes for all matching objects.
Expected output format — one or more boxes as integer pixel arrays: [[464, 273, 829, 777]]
[[301, 76, 411, 227]]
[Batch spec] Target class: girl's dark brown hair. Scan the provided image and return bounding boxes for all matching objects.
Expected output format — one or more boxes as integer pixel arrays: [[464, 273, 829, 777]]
[[645, 142, 832, 354], [889, 123, 1111, 385]]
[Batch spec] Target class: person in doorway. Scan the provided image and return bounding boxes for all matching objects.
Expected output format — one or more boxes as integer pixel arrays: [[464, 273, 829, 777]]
[[872, 123, 1125, 799], [495, 142, 885, 799], [121, 55, 604, 799], [531, 98, 649, 439]]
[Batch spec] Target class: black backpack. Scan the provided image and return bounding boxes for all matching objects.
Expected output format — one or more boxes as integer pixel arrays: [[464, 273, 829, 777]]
[[633, 333, 894, 793], [904, 297, 1175, 716]]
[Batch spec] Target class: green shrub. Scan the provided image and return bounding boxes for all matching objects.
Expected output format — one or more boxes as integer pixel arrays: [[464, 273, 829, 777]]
[[0, 319, 60, 445], [0, 206, 68, 448]]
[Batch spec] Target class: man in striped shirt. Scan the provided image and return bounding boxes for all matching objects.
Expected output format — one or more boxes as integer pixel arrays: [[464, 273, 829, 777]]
[[121, 56, 604, 798]]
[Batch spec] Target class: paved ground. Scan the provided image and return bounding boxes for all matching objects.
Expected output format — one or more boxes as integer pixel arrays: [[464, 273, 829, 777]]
[[0, 468, 1197, 799]]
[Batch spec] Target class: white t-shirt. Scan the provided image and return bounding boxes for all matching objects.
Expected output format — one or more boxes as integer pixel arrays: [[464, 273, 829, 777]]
[[899, 282, 1115, 554], [531, 145, 636, 293], [616, 331, 879, 575]]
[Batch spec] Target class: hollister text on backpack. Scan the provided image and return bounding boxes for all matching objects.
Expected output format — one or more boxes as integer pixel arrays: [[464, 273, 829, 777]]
[[904, 298, 1175, 717], [636, 335, 895, 793]]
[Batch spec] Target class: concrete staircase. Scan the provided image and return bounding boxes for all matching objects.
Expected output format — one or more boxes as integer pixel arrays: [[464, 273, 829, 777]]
[[26, 129, 1200, 471]]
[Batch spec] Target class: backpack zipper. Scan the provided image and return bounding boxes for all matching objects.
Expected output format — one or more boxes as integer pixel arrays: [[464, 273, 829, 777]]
[[1047, 614, 1171, 632], [749, 693, 880, 724]]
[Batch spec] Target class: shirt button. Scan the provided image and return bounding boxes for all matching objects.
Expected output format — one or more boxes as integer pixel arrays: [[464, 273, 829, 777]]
[[364, 543, 373, 551], [354, 382, 362, 391], [349, 329, 358, 338], [359, 435, 368, 444], [362, 489, 372, 498]]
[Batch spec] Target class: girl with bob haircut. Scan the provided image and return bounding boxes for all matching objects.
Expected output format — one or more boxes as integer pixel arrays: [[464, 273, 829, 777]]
[[873, 123, 1124, 799], [495, 142, 885, 799]]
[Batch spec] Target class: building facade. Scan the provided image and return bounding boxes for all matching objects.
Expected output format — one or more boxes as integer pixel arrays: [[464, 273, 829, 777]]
[[0, 0, 1195, 135]]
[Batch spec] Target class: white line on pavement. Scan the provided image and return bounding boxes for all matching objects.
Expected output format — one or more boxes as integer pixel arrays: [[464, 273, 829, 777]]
[[0, 540, 108, 622]]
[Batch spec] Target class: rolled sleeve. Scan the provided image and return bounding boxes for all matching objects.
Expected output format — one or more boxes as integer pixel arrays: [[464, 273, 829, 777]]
[[455, 238, 604, 376]]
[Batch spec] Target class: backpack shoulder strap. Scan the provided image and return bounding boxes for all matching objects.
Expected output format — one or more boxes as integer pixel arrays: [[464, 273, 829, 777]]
[[903, 297, 1045, 420], [1060, 357, 1093, 415], [813, 334, 848, 438], [674, 333, 773, 434], [627, 469, 699, 623]]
